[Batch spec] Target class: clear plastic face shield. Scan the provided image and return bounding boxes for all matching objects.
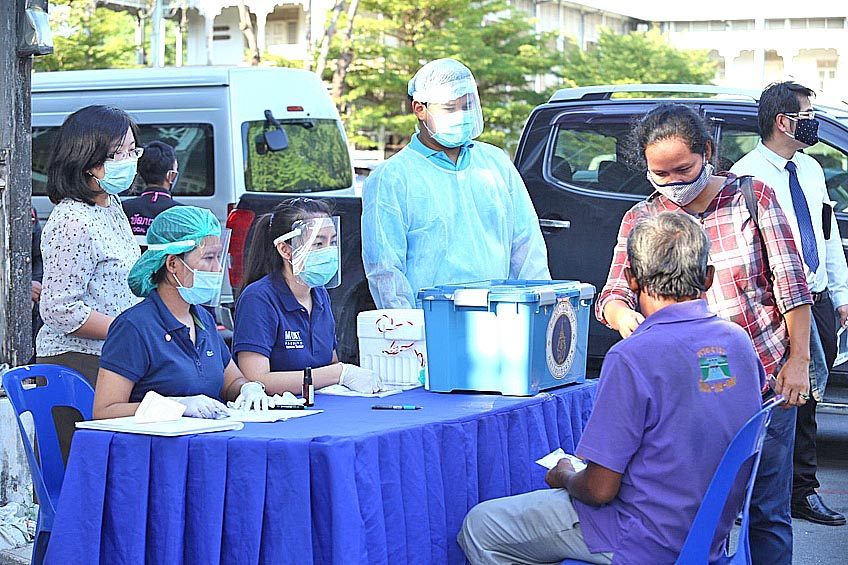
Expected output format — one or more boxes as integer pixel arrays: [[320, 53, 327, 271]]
[[149, 230, 231, 307], [414, 79, 484, 148], [273, 216, 341, 289]]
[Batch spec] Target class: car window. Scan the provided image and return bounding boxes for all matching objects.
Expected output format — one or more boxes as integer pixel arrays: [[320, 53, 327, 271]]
[[32, 124, 215, 197], [807, 143, 848, 212], [550, 119, 653, 197], [242, 118, 352, 192]]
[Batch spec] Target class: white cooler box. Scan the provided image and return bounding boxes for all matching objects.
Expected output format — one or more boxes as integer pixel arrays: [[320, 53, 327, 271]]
[[357, 309, 429, 388]]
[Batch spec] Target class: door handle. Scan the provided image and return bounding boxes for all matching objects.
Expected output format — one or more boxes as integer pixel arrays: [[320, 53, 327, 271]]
[[539, 219, 571, 230]]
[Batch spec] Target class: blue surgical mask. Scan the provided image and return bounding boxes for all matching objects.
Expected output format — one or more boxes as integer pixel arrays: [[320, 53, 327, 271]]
[[298, 247, 339, 288], [426, 110, 477, 148], [95, 158, 138, 195], [175, 259, 223, 305]]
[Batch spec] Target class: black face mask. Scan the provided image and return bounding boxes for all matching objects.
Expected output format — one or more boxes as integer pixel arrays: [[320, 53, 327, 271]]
[[786, 117, 819, 147]]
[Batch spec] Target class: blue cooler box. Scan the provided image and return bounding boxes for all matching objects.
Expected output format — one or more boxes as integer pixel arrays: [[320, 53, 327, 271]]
[[417, 280, 596, 396]]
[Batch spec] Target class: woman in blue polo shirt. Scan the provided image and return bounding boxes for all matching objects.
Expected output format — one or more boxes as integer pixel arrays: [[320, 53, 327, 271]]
[[93, 206, 270, 419], [233, 198, 381, 394]]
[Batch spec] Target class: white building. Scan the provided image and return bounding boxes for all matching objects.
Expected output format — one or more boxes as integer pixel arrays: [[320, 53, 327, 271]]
[[98, 1, 847, 100], [564, 1, 847, 99]]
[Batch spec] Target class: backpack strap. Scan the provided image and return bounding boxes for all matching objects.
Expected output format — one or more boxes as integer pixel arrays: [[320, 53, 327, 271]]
[[737, 174, 758, 227], [735, 174, 773, 280]]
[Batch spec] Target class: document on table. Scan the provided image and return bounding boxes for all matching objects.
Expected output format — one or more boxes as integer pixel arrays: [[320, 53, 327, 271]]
[[224, 409, 323, 423], [316, 384, 403, 398], [535, 448, 587, 472], [76, 416, 244, 437]]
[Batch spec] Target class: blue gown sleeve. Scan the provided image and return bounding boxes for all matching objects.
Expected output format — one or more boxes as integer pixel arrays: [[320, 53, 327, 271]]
[[361, 165, 417, 308], [504, 158, 551, 280]]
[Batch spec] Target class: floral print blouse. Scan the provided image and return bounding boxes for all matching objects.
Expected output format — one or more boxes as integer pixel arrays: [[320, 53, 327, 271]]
[[37, 197, 141, 357]]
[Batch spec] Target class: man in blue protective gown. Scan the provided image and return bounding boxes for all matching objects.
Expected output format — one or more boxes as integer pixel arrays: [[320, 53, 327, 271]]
[[361, 58, 551, 309]]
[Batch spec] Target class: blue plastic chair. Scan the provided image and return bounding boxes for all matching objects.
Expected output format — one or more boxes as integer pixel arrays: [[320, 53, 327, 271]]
[[2, 364, 95, 565], [562, 396, 783, 565]]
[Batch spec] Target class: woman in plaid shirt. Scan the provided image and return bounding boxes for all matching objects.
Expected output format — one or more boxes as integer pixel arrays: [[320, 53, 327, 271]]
[[597, 103, 812, 565]]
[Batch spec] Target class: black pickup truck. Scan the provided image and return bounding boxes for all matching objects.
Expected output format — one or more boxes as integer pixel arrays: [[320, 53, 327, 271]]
[[228, 84, 848, 401]]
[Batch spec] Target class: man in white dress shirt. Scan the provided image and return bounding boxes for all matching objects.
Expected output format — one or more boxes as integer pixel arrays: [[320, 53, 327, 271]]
[[732, 81, 847, 526]]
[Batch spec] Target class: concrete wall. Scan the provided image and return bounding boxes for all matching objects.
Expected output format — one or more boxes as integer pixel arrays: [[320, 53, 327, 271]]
[[0, 399, 33, 506]]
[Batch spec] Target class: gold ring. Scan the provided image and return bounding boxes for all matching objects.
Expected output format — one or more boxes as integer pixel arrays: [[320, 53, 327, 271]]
[[799, 393, 810, 401]]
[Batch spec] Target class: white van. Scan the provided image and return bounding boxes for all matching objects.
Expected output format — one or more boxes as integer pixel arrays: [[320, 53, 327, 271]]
[[31, 66, 354, 318]]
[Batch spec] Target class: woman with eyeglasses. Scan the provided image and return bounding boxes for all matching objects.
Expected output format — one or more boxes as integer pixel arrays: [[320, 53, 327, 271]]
[[36, 106, 143, 459], [232, 198, 382, 395]]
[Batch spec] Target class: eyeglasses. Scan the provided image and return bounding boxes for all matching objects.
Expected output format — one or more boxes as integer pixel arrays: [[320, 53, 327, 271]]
[[783, 110, 816, 120], [106, 147, 144, 161]]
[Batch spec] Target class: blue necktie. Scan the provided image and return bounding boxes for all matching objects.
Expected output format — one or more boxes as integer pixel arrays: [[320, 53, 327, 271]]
[[785, 161, 819, 272]]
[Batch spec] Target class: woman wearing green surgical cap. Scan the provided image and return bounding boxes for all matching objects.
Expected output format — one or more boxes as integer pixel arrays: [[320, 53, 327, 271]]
[[93, 206, 271, 419]]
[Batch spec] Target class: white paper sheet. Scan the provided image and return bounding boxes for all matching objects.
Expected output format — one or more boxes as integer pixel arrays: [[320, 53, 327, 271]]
[[316, 384, 404, 398], [535, 448, 587, 472], [76, 416, 244, 437], [836, 326, 848, 367], [134, 391, 186, 423], [224, 409, 323, 423]]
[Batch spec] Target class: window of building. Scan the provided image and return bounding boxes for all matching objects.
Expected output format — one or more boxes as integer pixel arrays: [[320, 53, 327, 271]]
[[728, 20, 754, 31], [708, 20, 728, 31], [826, 18, 846, 29], [765, 19, 785, 30], [790, 19, 807, 29], [691, 21, 709, 32], [267, 19, 298, 45], [809, 18, 827, 29]]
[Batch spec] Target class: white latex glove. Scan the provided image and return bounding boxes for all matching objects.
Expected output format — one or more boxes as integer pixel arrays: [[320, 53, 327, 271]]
[[233, 382, 270, 411], [175, 395, 229, 419], [339, 363, 382, 393]]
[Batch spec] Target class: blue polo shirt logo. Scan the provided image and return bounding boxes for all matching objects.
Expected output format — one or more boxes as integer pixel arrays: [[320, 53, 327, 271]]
[[285, 330, 304, 349], [697, 346, 736, 393]]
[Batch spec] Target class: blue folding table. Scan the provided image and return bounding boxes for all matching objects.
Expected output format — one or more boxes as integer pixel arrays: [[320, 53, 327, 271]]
[[45, 383, 596, 565]]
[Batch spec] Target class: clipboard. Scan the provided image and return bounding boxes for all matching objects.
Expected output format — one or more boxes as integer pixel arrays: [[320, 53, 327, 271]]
[[836, 326, 848, 367]]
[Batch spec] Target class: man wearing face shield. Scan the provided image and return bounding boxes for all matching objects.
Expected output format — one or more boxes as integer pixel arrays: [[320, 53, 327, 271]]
[[93, 206, 272, 420], [731, 82, 848, 527], [361, 58, 550, 309]]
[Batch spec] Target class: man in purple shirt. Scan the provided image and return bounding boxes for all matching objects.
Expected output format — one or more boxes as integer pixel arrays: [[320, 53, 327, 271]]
[[458, 212, 764, 564]]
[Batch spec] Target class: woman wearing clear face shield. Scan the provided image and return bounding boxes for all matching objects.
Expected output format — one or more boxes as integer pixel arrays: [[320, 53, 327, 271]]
[[93, 206, 271, 419], [233, 198, 382, 395]]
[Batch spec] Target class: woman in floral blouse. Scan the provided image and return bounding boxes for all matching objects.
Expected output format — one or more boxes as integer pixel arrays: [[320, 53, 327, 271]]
[[36, 105, 142, 460]]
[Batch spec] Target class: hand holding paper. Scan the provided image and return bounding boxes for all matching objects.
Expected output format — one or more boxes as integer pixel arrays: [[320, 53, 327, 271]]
[[535, 448, 587, 472]]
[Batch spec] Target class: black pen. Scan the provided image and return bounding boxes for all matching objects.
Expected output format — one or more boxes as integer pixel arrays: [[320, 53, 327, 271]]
[[269, 404, 306, 410], [371, 404, 422, 410]]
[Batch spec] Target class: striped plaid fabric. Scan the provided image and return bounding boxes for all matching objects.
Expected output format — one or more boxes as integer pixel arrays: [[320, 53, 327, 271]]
[[596, 174, 812, 377]]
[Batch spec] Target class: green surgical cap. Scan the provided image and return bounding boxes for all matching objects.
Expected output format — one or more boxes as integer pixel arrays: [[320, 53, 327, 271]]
[[128, 206, 221, 298]]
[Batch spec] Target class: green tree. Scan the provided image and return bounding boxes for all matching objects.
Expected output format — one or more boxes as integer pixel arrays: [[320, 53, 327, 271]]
[[339, 0, 561, 153], [34, 0, 137, 72], [563, 28, 715, 87]]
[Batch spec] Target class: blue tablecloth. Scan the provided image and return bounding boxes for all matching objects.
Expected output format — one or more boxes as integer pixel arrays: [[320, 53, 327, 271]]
[[45, 383, 596, 565]]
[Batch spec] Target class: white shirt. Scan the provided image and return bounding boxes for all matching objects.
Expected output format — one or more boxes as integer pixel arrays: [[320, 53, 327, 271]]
[[37, 197, 141, 357], [731, 141, 848, 307]]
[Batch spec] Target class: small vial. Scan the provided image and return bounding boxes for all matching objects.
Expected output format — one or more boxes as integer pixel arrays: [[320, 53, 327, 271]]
[[302, 366, 314, 407]]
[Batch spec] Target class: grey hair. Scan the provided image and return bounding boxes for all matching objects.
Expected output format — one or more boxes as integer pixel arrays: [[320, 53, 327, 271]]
[[627, 212, 711, 299]]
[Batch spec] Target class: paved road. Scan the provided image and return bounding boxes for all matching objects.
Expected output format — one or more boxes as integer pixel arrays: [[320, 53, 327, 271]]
[[793, 409, 848, 565]]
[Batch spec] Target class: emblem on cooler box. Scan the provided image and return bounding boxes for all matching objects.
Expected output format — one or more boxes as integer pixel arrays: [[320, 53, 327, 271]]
[[546, 298, 577, 379]]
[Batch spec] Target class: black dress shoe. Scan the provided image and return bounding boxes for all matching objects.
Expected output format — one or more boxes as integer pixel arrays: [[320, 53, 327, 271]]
[[791, 493, 847, 526]]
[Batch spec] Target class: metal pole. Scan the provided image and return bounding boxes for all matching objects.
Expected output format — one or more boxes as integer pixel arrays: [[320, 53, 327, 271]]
[[0, 0, 34, 367]]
